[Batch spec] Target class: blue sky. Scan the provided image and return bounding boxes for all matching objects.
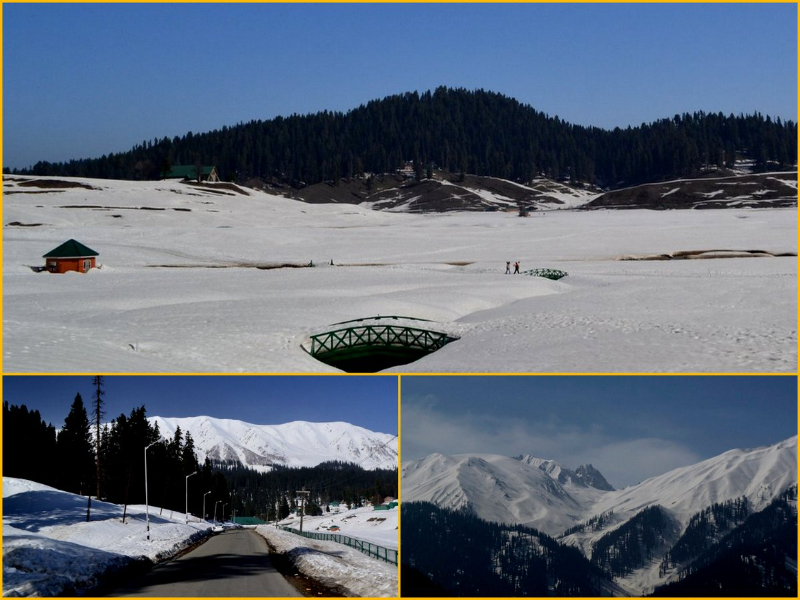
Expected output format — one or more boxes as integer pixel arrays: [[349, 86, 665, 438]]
[[3, 3, 796, 170], [3, 376, 398, 435], [401, 376, 797, 488]]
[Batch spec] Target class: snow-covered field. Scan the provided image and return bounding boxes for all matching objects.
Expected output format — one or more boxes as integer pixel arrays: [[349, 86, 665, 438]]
[[278, 504, 398, 549], [3, 176, 796, 372], [2, 477, 211, 596], [255, 524, 397, 597]]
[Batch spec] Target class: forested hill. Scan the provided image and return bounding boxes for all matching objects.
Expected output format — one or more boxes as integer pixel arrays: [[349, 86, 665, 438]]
[[15, 88, 797, 189]]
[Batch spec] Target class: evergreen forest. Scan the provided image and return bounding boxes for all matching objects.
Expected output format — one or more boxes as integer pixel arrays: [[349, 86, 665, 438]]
[[653, 488, 797, 596], [12, 88, 797, 189], [401, 501, 607, 596], [215, 461, 397, 522]]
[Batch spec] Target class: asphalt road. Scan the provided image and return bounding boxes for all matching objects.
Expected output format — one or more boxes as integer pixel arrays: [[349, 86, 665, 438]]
[[111, 529, 302, 597]]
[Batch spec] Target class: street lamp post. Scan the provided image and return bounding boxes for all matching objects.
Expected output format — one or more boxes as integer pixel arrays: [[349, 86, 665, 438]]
[[203, 491, 211, 523], [215, 500, 221, 524], [145, 442, 157, 542], [185, 471, 198, 524]]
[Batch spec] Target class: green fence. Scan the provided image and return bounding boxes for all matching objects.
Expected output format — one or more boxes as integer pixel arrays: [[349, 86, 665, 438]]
[[309, 324, 456, 357], [280, 526, 397, 565], [522, 268, 569, 280]]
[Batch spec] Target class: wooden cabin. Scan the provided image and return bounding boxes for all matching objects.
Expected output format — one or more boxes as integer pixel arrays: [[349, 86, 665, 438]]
[[43, 239, 99, 273]]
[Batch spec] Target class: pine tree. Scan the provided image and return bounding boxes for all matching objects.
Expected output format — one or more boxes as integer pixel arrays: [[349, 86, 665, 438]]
[[92, 376, 105, 499], [3, 402, 57, 486], [57, 393, 95, 495]]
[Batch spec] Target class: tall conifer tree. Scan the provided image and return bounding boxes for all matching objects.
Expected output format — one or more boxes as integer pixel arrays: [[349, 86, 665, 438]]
[[92, 376, 105, 499]]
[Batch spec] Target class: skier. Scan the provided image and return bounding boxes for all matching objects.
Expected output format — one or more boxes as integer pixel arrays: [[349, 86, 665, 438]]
[[505, 261, 511, 274], [514, 261, 520, 274]]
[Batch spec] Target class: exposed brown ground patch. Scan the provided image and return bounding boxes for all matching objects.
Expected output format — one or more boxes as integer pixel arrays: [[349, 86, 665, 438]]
[[618, 249, 797, 261], [18, 179, 99, 190], [4, 190, 66, 195], [184, 181, 250, 195]]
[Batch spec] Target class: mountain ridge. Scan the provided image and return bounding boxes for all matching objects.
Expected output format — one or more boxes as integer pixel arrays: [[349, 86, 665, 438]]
[[14, 88, 796, 195], [147, 415, 397, 472], [402, 436, 797, 594]]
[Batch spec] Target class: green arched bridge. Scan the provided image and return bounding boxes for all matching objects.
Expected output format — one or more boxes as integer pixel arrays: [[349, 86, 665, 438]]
[[307, 316, 459, 372]]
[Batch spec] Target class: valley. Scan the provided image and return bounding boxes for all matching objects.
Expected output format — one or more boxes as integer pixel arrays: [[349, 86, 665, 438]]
[[401, 436, 798, 595]]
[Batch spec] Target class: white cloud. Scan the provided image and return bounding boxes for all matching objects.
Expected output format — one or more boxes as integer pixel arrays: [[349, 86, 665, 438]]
[[563, 438, 702, 489], [401, 397, 702, 488]]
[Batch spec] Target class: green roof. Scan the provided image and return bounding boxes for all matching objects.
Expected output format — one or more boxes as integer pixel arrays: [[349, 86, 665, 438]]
[[43, 239, 98, 258], [232, 516, 267, 525], [166, 165, 216, 178]]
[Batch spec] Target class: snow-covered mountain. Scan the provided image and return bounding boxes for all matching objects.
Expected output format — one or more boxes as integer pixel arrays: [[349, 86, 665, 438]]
[[588, 434, 797, 529], [402, 436, 797, 594], [514, 455, 615, 491], [402, 453, 608, 535], [149, 416, 397, 471]]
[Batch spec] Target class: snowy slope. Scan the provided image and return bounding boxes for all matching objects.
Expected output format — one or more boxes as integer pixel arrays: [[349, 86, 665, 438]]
[[404, 437, 796, 536], [402, 437, 797, 595], [2, 477, 210, 596], [278, 504, 398, 549], [401, 453, 607, 535], [587, 434, 797, 528], [255, 526, 397, 597], [149, 416, 398, 471], [3, 175, 796, 373], [567, 435, 799, 594], [515, 455, 615, 490]]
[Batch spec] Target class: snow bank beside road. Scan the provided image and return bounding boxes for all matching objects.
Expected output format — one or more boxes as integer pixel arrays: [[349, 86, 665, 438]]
[[255, 525, 397, 597], [3, 477, 211, 597], [278, 504, 398, 548]]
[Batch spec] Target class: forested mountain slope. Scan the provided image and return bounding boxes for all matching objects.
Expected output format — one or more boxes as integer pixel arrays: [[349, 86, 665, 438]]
[[16, 88, 796, 191]]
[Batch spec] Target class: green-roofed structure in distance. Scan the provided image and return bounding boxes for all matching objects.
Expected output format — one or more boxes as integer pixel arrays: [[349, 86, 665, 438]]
[[43, 239, 99, 274], [164, 165, 220, 182]]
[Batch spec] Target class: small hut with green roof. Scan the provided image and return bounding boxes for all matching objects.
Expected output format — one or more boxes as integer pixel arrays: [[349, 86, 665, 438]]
[[43, 239, 99, 273], [165, 165, 219, 182]]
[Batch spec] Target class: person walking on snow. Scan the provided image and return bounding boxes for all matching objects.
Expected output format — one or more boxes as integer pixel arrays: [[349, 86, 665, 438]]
[[514, 261, 520, 274], [505, 261, 511, 274]]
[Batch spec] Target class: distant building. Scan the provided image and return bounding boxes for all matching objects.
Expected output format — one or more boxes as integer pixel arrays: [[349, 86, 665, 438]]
[[374, 499, 398, 511], [43, 239, 98, 274], [398, 161, 416, 179], [165, 165, 220, 182]]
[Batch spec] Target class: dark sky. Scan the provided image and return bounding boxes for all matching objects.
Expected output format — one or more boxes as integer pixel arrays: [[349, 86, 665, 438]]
[[401, 376, 797, 488], [3, 376, 398, 435]]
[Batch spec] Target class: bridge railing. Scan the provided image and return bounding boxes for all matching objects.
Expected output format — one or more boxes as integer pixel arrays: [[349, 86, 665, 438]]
[[279, 526, 397, 565], [309, 324, 455, 357], [329, 315, 434, 326]]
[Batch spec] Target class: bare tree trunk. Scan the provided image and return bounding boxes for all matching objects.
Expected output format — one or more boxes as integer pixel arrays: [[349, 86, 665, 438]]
[[93, 376, 105, 500], [122, 465, 132, 524]]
